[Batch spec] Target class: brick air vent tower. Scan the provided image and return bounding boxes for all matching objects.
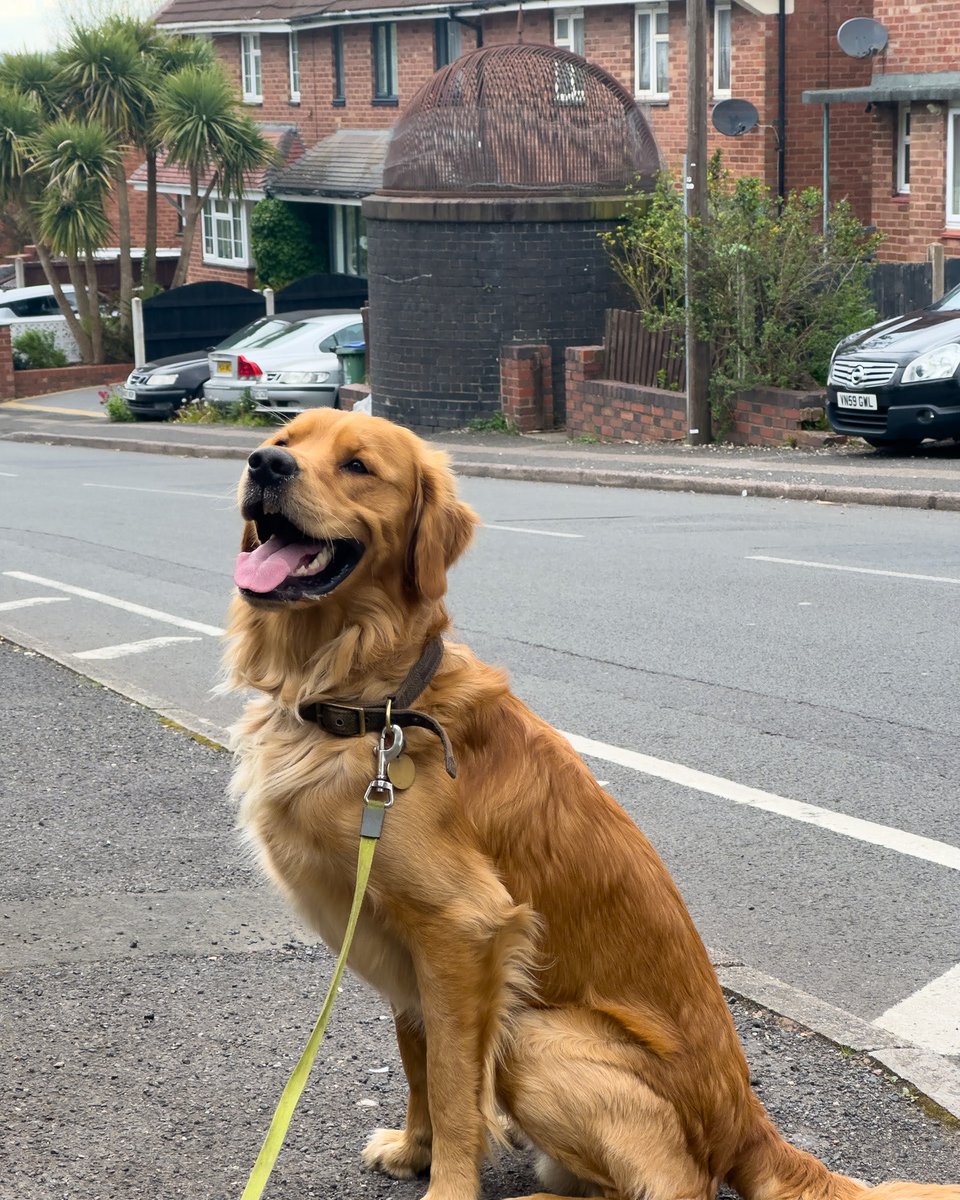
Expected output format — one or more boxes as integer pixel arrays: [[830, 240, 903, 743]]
[[363, 42, 660, 430]]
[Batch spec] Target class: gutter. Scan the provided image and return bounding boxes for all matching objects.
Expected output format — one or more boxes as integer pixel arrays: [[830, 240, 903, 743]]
[[778, 0, 786, 199]]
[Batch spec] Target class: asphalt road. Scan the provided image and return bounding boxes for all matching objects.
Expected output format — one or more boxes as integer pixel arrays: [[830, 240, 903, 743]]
[[0, 440, 958, 1066], [3, 640, 960, 1199]]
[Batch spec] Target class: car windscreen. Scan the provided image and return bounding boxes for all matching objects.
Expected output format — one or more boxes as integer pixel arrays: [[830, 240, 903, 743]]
[[235, 319, 340, 351], [930, 282, 960, 312], [216, 318, 292, 350]]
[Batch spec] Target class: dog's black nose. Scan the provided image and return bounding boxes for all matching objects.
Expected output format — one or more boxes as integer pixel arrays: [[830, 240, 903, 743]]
[[247, 447, 298, 488]]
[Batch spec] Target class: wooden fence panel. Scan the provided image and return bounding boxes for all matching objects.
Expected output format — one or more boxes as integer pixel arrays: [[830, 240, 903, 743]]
[[603, 309, 686, 391]]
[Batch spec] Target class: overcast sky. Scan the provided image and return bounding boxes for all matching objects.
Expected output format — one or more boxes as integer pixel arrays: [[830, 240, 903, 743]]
[[2, 0, 159, 53]]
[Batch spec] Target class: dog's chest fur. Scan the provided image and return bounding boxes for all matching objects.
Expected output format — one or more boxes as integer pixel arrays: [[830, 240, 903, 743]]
[[231, 702, 421, 1015]]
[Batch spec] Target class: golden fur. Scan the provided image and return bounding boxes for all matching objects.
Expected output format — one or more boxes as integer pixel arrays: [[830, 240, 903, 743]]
[[226, 408, 959, 1200]]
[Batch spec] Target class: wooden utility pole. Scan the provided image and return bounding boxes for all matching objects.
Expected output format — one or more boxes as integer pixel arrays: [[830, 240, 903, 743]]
[[685, 0, 711, 444]]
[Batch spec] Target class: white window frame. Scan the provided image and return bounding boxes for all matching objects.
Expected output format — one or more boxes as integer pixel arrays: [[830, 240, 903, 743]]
[[373, 23, 398, 100], [713, 3, 731, 98], [897, 102, 911, 195], [635, 2, 669, 101], [201, 198, 252, 267], [553, 9, 585, 104], [330, 202, 367, 277], [947, 107, 960, 226], [241, 33, 262, 103], [289, 32, 301, 102]]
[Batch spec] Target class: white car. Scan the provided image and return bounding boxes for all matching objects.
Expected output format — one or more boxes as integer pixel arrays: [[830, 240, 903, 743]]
[[0, 284, 77, 322], [203, 311, 364, 415]]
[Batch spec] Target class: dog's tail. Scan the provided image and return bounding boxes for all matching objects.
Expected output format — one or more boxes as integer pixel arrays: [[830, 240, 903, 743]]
[[727, 1103, 960, 1200]]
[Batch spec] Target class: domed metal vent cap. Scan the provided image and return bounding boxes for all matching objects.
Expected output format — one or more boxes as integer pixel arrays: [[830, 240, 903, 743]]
[[383, 43, 661, 196]]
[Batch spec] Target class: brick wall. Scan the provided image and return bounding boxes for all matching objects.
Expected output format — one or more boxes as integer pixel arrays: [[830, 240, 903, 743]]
[[564, 344, 824, 446], [0, 325, 131, 401], [500, 344, 554, 432], [365, 198, 630, 430]]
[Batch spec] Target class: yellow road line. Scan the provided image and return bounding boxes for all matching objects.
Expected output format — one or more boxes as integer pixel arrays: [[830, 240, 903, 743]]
[[0, 400, 104, 417]]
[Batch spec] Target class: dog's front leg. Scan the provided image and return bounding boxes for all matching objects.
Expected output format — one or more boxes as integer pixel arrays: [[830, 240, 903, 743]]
[[363, 1010, 433, 1178]]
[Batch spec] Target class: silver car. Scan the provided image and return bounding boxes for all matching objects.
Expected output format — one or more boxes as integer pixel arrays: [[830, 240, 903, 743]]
[[203, 311, 364, 414]]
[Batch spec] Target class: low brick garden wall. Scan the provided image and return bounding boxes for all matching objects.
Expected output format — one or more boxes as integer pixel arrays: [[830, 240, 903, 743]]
[[563, 345, 826, 447], [0, 324, 131, 402]]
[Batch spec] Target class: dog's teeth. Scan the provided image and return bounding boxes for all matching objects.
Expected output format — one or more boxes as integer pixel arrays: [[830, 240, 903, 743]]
[[292, 547, 333, 577]]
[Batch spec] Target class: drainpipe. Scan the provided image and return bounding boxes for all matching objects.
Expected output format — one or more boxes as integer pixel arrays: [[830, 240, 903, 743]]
[[778, 0, 786, 199], [450, 8, 483, 46]]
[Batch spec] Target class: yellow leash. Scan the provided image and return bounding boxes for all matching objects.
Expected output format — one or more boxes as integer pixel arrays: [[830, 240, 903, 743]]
[[240, 796, 387, 1200]]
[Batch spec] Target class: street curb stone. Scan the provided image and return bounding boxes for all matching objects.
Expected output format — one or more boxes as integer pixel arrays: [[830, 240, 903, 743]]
[[6, 429, 960, 511]]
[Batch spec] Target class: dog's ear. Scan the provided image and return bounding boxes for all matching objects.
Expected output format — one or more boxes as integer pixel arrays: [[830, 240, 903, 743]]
[[405, 453, 478, 602], [240, 519, 259, 553]]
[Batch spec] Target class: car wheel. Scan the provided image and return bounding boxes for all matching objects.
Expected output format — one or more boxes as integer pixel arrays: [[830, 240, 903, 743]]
[[862, 436, 923, 451]]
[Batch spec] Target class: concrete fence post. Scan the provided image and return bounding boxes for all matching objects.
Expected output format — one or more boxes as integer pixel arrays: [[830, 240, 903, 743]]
[[929, 243, 945, 303], [13, 256, 26, 289], [131, 297, 146, 367], [263, 287, 275, 316]]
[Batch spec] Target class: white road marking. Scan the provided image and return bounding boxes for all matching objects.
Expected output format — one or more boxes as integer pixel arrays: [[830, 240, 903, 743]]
[[562, 732, 960, 872], [485, 524, 583, 539], [874, 962, 960, 1055], [83, 483, 227, 500], [748, 555, 960, 587], [0, 471, 18, 477], [74, 636, 202, 661], [4, 572, 225, 637], [0, 596, 70, 612]]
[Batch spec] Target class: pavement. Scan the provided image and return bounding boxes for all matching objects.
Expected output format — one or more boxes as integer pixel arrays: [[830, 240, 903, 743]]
[[3, 388, 960, 1194], [5, 385, 960, 508]]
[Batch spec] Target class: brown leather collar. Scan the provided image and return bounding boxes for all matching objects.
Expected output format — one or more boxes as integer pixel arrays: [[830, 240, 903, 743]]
[[298, 637, 457, 778]]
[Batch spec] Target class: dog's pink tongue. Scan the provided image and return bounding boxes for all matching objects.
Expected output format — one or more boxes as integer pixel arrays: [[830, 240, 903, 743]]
[[235, 535, 325, 593]]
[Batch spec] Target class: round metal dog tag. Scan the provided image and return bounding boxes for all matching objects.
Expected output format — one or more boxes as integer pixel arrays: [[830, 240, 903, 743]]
[[387, 753, 416, 790]]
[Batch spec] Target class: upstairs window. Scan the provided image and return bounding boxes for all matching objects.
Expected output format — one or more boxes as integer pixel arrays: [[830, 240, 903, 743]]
[[635, 3, 669, 100], [897, 103, 911, 194], [332, 28, 345, 105], [553, 9, 586, 104], [289, 32, 301, 102], [714, 3, 731, 97], [373, 23, 398, 103], [240, 33, 262, 103], [947, 107, 960, 225], [435, 18, 462, 68]]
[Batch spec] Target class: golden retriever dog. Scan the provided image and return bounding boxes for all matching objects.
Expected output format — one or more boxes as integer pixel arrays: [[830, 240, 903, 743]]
[[225, 407, 959, 1200]]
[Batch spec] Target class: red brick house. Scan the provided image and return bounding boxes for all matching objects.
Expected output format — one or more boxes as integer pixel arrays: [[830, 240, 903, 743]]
[[803, 0, 960, 263], [149, 0, 876, 285]]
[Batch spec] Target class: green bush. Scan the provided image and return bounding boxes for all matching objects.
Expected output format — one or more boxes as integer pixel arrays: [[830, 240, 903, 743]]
[[250, 198, 327, 290], [602, 154, 882, 433], [11, 328, 68, 369]]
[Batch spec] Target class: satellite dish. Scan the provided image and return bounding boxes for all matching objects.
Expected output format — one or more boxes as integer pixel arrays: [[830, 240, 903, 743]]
[[837, 17, 888, 58], [712, 98, 760, 137]]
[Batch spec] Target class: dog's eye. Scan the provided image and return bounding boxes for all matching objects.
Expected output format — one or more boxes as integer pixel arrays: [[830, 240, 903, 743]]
[[341, 458, 370, 475], [274, 438, 288, 447]]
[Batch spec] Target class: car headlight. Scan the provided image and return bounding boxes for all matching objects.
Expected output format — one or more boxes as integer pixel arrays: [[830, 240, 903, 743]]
[[901, 344, 960, 384], [145, 373, 179, 387], [274, 371, 330, 385]]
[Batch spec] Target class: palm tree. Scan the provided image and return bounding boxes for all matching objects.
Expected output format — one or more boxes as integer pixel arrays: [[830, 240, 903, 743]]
[[0, 86, 97, 361], [153, 63, 276, 289], [30, 117, 121, 363], [57, 24, 154, 333], [0, 51, 65, 119], [116, 21, 215, 293]]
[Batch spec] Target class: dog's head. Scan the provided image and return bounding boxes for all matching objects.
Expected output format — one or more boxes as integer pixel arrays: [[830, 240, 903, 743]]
[[234, 408, 478, 611]]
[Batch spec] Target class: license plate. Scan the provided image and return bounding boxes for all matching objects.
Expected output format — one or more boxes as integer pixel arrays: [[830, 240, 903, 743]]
[[836, 391, 878, 410], [122, 387, 135, 400], [251, 388, 269, 401], [216, 361, 232, 375]]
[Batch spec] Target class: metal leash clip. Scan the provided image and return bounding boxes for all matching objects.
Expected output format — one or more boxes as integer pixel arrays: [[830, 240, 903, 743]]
[[362, 709, 404, 837]]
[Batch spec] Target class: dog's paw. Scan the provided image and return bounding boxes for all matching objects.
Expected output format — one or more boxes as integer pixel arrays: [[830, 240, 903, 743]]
[[362, 1127, 432, 1179]]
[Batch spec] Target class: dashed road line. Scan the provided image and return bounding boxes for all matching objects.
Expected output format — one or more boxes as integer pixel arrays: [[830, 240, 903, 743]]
[[83, 482, 228, 500], [3, 572, 225, 637], [875, 962, 960, 1056], [485, 524, 583, 539], [563, 731, 960, 872], [0, 596, 69, 612], [748, 555, 960, 587], [74, 635, 202, 661]]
